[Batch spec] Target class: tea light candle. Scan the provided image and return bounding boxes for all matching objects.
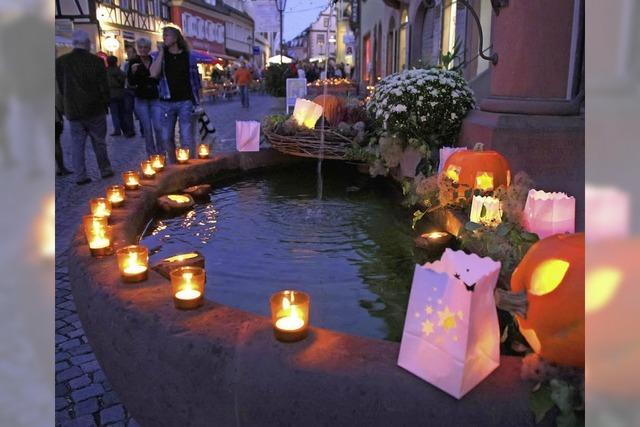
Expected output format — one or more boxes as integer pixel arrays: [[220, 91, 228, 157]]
[[270, 290, 310, 342], [197, 143, 210, 159], [116, 245, 149, 282], [167, 195, 191, 204], [176, 147, 190, 164], [89, 198, 112, 219], [82, 215, 112, 257], [106, 185, 125, 208], [170, 266, 205, 309], [122, 171, 141, 190], [140, 160, 156, 180], [150, 154, 165, 171]]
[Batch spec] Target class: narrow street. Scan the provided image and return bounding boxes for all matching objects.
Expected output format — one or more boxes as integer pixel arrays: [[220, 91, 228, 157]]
[[54, 94, 283, 427]]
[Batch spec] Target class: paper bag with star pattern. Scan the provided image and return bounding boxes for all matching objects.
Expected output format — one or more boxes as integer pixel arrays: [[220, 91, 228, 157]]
[[398, 248, 501, 399]]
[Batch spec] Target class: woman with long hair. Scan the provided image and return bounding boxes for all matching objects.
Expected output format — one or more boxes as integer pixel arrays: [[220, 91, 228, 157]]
[[150, 25, 201, 163]]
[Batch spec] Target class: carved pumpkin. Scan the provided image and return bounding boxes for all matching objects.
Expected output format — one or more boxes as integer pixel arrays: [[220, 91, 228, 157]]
[[442, 143, 511, 192], [586, 238, 640, 398], [312, 95, 345, 126], [510, 233, 584, 367]]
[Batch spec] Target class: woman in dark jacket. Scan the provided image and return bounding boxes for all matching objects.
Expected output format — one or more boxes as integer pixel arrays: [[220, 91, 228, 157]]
[[127, 37, 162, 156], [106, 56, 133, 137]]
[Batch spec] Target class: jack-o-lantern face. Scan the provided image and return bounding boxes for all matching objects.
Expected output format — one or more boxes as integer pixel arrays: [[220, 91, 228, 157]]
[[443, 145, 511, 193], [586, 239, 640, 399], [511, 233, 584, 367]]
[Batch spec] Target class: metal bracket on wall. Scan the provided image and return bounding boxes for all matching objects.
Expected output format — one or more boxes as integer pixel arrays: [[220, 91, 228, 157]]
[[422, 0, 500, 65], [491, 0, 509, 16]]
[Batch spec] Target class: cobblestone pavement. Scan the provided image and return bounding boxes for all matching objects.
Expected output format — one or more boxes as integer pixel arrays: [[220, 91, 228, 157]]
[[55, 94, 283, 427]]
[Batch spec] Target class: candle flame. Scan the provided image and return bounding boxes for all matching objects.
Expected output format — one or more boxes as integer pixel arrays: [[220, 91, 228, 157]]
[[282, 296, 290, 310], [125, 251, 138, 268]]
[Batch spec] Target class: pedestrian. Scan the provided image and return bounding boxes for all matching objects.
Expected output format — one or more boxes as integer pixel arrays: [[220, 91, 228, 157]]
[[106, 56, 128, 136], [297, 61, 306, 80], [55, 80, 72, 176], [233, 61, 252, 108], [127, 37, 162, 157], [150, 24, 201, 163], [121, 44, 138, 138], [56, 29, 114, 185]]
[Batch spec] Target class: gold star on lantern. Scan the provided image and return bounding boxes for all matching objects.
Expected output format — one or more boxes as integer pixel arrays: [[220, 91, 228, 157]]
[[422, 320, 435, 336], [425, 305, 433, 315], [475, 172, 494, 192], [414, 311, 420, 318], [437, 307, 457, 332]]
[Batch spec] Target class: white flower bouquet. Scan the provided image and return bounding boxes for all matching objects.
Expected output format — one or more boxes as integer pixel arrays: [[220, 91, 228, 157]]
[[365, 68, 476, 148]]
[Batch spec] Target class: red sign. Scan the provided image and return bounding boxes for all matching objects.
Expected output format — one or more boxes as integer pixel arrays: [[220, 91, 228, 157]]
[[171, 6, 225, 55]]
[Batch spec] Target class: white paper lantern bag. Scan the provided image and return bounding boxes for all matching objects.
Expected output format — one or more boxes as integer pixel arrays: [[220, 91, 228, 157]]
[[398, 249, 501, 399], [291, 98, 323, 129], [522, 189, 576, 239], [236, 120, 261, 152], [438, 146, 467, 174]]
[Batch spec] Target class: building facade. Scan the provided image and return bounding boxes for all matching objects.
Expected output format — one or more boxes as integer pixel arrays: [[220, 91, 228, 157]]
[[357, 0, 494, 94], [55, 0, 171, 59], [307, 6, 337, 62]]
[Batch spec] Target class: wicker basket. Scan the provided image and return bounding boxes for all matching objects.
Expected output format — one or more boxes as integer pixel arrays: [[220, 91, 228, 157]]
[[263, 128, 355, 160]]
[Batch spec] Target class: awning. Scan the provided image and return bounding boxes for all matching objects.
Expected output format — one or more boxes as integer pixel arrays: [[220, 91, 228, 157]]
[[192, 50, 217, 64], [267, 55, 293, 64]]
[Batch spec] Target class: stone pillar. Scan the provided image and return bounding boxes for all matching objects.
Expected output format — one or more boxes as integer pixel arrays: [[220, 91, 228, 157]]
[[459, 0, 585, 229]]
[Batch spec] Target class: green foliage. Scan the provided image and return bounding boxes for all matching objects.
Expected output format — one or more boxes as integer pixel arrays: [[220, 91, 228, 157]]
[[440, 37, 464, 72], [263, 64, 292, 97], [459, 221, 539, 287], [528, 380, 584, 426]]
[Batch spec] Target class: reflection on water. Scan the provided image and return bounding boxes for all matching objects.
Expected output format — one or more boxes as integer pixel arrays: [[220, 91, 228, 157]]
[[142, 162, 437, 341]]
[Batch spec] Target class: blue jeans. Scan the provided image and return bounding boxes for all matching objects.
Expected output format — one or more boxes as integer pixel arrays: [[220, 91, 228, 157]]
[[239, 85, 249, 107], [123, 88, 136, 135], [109, 98, 125, 134], [160, 100, 195, 163], [134, 98, 162, 156], [69, 114, 113, 181]]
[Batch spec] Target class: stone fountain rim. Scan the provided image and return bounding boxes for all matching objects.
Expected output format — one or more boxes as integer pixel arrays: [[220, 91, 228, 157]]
[[67, 150, 540, 426]]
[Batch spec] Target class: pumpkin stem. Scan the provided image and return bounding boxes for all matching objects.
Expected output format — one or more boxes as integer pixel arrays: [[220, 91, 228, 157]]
[[473, 142, 485, 152], [495, 288, 529, 318]]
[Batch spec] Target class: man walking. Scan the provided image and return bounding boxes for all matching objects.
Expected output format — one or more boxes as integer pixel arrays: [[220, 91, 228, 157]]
[[233, 61, 252, 108], [150, 24, 201, 163], [56, 30, 114, 185]]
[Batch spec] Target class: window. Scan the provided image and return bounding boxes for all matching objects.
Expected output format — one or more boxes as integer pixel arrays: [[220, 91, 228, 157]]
[[323, 18, 329, 28], [317, 34, 325, 44], [441, 0, 458, 67], [120, 0, 130, 10], [399, 9, 408, 70]]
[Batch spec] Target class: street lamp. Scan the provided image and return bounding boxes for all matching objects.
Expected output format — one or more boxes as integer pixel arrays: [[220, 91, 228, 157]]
[[275, 0, 287, 65]]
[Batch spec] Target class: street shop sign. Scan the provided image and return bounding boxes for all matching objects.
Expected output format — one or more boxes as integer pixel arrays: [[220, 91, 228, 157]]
[[172, 6, 225, 55], [286, 78, 308, 113]]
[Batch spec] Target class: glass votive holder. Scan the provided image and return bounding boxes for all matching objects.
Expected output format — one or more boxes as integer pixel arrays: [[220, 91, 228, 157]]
[[170, 266, 205, 310], [270, 290, 310, 342], [150, 154, 165, 171], [83, 215, 112, 257], [122, 171, 141, 190], [176, 147, 190, 164], [197, 143, 210, 159], [89, 197, 112, 219], [106, 185, 125, 208], [140, 160, 156, 180], [116, 245, 149, 282]]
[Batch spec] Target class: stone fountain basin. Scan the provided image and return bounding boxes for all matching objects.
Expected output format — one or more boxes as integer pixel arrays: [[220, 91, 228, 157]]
[[68, 150, 543, 426]]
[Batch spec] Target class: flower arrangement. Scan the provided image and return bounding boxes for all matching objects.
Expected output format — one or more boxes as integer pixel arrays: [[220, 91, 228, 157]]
[[365, 68, 476, 147]]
